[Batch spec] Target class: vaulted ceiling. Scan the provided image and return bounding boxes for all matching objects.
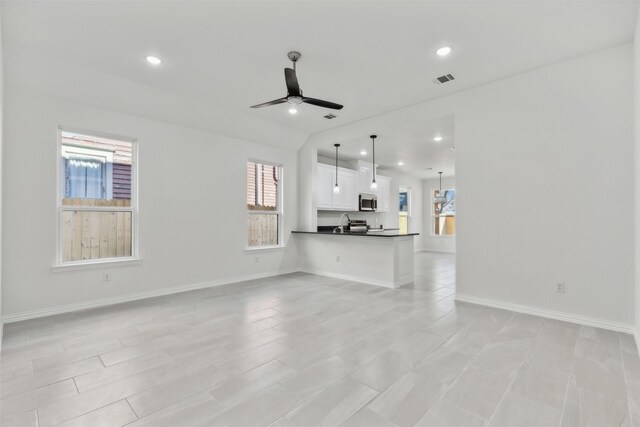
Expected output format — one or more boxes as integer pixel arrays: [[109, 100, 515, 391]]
[[2, 1, 638, 152]]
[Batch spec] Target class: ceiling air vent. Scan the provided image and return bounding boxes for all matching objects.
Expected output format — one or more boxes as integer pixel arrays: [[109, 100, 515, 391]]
[[323, 113, 337, 120], [433, 74, 455, 84]]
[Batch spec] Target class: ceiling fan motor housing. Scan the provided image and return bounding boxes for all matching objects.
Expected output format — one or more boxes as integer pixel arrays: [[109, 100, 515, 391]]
[[287, 51, 302, 63]]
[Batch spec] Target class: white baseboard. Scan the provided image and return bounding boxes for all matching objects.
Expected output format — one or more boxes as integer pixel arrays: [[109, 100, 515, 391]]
[[298, 268, 397, 288], [2, 269, 299, 324], [456, 294, 635, 335], [420, 248, 456, 254]]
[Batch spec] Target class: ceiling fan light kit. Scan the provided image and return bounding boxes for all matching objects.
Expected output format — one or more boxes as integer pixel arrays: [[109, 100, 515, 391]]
[[250, 51, 344, 113]]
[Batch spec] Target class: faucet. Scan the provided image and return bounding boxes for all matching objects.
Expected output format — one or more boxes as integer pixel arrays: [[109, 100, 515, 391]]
[[337, 213, 351, 234]]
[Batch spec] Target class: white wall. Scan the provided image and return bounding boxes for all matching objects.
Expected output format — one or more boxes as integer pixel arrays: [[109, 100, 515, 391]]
[[634, 8, 640, 343], [300, 44, 635, 329], [0, 8, 4, 345], [456, 44, 634, 328], [2, 87, 300, 319], [297, 143, 317, 232], [423, 176, 456, 253]]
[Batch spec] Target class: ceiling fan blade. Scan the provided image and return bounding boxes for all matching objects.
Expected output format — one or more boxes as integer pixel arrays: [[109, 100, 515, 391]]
[[250, 97, 288, 108], [302, 97, 344, 110], [285, 68, 300, 96]]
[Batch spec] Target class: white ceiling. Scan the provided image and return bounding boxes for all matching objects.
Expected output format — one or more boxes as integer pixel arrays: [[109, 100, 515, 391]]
[[2, 1, 638, 145], [318, 114, 455, 179]]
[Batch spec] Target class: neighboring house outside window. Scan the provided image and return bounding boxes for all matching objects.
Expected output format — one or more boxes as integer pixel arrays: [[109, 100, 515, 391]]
[[58, 129, 137, 265], [62, 145, 111, 199], [247, 161, 282, 248], [433, 188, 455, 236]]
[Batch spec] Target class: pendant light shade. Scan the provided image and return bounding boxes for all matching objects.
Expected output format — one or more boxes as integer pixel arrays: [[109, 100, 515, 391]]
[[333, 144, 341, 194], [370, 135, 377, 191], [433, 171, 447, 204]]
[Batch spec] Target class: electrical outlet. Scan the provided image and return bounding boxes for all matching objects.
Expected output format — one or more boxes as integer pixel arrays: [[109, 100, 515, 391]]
[[555, 282, 565, 293], [254, 256, 259, 264], [103, 272, 111, 282], [336, 255, 340, 263]]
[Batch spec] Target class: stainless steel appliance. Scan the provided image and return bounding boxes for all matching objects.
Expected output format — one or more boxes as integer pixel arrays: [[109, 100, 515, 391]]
[[333, 217, 368, 234], [359, 194, 377, 211], [348, 220, 368, 233]]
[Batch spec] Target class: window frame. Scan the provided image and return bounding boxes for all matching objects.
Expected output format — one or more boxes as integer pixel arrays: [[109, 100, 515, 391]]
[[432, 187, 455, 237], [54, 126, 140, 269], [399, 186, 411, 233], [246, 159, 284, 251]]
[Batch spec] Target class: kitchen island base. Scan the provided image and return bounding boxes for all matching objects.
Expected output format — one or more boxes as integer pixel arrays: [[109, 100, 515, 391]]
[[294, 233, 415, 288]]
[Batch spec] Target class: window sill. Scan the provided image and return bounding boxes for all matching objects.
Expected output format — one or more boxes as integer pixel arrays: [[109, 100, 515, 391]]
[[245, 245, 286, 252], [52, 257, 143, 273]]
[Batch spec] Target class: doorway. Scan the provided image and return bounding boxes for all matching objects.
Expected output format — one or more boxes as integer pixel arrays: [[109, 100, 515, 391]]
[[399, 186, 410, 233]]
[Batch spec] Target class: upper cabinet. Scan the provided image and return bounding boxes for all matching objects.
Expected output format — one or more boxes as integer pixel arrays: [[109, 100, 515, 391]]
[[317, 161, 390, 212], [316, 164, 334, 210], [316, 163, 358, 211], [357, 162, 375, 195], [339, 170, 358, 211], [376, 176, 391, 212]]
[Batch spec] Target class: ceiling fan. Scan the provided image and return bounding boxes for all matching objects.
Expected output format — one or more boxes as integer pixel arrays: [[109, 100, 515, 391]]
[[250, 51, 344, 112]]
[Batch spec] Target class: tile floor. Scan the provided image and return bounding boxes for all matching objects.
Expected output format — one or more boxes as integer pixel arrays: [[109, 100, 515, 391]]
[[1, 252, 639, 426]]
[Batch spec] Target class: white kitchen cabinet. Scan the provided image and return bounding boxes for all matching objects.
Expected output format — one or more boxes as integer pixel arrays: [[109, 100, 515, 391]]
[[316, 163, 334, 210], [376, 176, 391, 212], [332, 171, 346, 209], [357, 162, 376, 195], [316, 163, 358, 211], [342, 172, 358, 211]]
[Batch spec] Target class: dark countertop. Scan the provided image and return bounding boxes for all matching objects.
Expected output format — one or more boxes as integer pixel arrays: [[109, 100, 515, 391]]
[[292, 230, 419, 238]]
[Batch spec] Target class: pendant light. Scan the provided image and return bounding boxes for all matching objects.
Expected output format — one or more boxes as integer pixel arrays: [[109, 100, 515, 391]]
[[370, 135, 378, 191], [333, 143, 341, 194], [433, 171, 447, 204]]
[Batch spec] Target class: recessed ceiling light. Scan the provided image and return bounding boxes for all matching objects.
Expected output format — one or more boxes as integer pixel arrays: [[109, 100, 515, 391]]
[[146, 56, 162, 65], [436, 46, 452, 57], [360, 150, 367, 156], [288, 107, 298, 115], [397, 161, 404, 166], [433, 136, 443, 142]]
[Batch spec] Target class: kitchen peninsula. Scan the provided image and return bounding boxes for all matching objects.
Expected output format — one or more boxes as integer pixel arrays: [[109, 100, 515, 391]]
[[293, 228, 418, 288]]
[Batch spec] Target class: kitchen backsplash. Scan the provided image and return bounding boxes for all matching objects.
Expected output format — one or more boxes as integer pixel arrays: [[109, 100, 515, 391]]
[[317, 211, 386, 228]]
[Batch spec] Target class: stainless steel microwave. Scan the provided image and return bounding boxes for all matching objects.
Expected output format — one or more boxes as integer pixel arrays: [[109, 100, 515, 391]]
[[359, 194, 377, 211]]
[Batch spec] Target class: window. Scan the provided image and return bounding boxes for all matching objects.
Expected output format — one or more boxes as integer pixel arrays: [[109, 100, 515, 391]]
[[57, 129, 137, 265], [247, 161, 282, 248], [399, 187, 410, 234], [433, 188, 455, 236]]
